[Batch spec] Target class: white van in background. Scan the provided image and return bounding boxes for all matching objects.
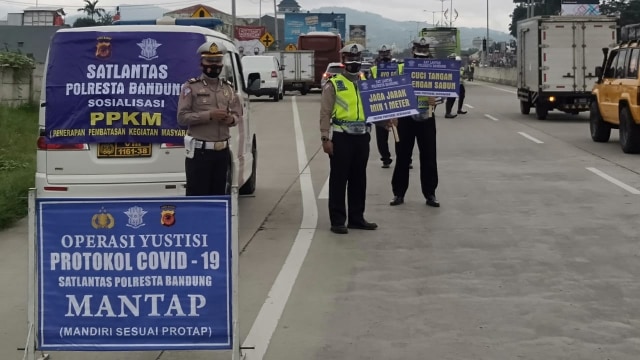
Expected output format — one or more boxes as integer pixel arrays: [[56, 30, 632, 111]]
[[36, 24, 260, 198], [241, 55, 284, 102]]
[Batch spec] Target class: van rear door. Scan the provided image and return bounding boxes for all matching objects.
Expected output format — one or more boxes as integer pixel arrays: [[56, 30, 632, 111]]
[[40, 27, 205, 184]]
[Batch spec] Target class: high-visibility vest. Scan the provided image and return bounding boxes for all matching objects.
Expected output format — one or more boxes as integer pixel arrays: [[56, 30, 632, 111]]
[[370, 63, 404, 78], [328, 74, 365, 129]]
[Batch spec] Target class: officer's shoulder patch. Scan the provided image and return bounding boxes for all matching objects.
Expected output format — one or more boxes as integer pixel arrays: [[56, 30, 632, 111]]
[[187, 78, 201, 84], [335, 80, 348, 91]]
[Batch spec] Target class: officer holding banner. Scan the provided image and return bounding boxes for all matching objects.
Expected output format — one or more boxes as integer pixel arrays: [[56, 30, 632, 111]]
[[390, 37, 440, 208], [370, 44, 403, 169], [445, 53, 467, 118], [319, 43, 378, 234], [178, 40, 242, 196]]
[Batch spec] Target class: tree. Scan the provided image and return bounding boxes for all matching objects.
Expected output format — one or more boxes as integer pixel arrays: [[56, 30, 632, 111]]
[[97, 12, 114, 25], [600, 0, 640, 27], [77, 0, 105, 20], [73, 17, 98, 27], [508, 0, 562, 37]]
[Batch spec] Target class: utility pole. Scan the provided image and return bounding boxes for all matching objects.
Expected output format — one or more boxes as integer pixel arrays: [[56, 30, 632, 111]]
[[273, 0, 279, 49]]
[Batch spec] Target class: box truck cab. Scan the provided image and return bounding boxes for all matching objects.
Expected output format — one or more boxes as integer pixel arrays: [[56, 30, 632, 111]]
[[36, 22, 260, 198]]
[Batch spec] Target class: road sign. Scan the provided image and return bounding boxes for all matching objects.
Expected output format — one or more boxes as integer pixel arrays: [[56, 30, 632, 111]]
[[260, 32, 274, 48], [285, 44, 297, 51], [191, 6, 212, 18]]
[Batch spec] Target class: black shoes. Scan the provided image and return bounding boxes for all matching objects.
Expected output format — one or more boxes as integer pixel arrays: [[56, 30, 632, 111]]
[[347, 221, 378, 230], [457, 109, 467, 114], [426, 195, 440, 207], [445, 113, 457, 118], [330, 225, 348, 234], [390, 196, 404, 206], [382, 159, 392, 168]]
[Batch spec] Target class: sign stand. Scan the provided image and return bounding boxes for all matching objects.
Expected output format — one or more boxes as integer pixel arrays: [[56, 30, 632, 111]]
[[25, 186, 242, 360]]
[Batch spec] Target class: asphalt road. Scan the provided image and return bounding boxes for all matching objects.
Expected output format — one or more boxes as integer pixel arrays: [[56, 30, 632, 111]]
[[1, 81, 640, 360]]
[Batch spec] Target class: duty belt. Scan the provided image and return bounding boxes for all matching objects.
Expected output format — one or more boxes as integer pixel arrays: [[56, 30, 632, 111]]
[[331, 119, 369, 134], [195, 139, 228, 151]]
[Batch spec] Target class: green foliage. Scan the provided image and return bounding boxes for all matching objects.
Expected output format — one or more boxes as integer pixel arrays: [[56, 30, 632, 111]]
[[508, 0, 562, 37], [600, 0, 640, 26], [0, 51, 35, 82], [77, 0, 106, 20], [73, 17, 98, 27], [0, 105, 38, 230]]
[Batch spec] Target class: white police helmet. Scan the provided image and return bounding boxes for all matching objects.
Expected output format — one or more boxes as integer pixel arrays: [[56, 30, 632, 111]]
[[378, 44, 391, 53], [412, 37, 431, 57], [340, 43, 365, 55], [196, 40, 226, 58]]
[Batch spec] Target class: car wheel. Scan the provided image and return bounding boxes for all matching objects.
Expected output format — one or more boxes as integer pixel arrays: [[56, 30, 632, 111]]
[[279, 86, 284, 99], [520, 100, 530, 115], [619, 106, 640, 153], [535, 102, 548, 120], [589, 101, 611, 143], [239, 136, 257, 195]]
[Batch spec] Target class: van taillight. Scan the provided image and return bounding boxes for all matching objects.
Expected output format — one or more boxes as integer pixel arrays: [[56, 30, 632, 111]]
[[37, 136, 88, 150], [271, 71, 278, 78], [161, 143, 184, 148]]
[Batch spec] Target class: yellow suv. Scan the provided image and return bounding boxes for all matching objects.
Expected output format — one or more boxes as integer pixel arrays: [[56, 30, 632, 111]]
[[591, 38, 640, 153]]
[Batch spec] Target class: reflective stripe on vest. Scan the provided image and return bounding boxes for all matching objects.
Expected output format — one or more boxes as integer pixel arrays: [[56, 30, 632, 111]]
[[329, 74, 365, 127]]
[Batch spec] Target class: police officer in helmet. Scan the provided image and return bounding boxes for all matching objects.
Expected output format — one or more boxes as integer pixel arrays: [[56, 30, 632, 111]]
[[369, 44, 403, 168], [390, 37, 440, 208], [177, 40, 242, 196], [445, 53, 467, 118], [319, 43, 379, 234]]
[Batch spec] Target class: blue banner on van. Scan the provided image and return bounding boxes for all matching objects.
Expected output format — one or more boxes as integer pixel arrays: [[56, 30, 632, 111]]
[[44, 31, 205, 144], [36, 196, 233, 350]]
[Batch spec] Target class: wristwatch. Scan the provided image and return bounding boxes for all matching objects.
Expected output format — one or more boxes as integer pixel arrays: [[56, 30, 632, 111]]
[[321, 136, 330, 143]]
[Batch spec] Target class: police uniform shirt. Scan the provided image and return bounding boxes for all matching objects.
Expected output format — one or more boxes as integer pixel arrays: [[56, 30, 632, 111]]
[[319, 71, 361, 139], [177, 74, 242, 142]]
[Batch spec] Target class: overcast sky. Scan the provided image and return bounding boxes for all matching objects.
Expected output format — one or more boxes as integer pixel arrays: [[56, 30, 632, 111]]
[[0, 0, 516, 32]]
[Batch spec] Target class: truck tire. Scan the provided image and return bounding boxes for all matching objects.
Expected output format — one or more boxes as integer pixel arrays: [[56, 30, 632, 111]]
[[619, 107, 640, 154], [520, 100, 531, 115], [589, 101, 611, 143], [535, 102, 548, 120], [300, 85, 308, 95], [239, 136, 257, 195]]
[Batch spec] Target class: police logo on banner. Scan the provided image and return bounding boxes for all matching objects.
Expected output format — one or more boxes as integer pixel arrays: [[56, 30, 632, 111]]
[[137, 38, 162, 61], [124, 206, 147, 229], [91, 207, 115, 229]]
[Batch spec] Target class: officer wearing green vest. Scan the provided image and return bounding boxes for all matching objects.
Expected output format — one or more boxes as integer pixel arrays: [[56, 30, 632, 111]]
[[445, 53, 467, 118], [390, 37, 440, 208], [369, 44, 406, 169], [319, 43, 379, 234]]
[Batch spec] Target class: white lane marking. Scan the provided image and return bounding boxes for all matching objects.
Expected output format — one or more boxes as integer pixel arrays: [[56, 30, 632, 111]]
[[242, 96, 319, 359], [484, 114, 499, 121], [586, 167, 640, 195], [483, 83, 518, 94], [318, 175, 329, 199], [517, 132, 544, 144], [464, 104, 474, 108]]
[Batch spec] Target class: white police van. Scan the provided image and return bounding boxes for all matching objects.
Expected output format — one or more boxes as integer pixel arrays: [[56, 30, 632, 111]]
[[36, 18, 260, 198]]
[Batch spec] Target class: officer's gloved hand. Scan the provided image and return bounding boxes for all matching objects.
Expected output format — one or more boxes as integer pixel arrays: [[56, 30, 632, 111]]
[[386, 118, 398, 130]]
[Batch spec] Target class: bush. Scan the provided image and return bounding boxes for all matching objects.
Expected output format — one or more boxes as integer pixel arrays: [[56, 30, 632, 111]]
[[0, 104, 38, 230], [0, 51, 35, 83]]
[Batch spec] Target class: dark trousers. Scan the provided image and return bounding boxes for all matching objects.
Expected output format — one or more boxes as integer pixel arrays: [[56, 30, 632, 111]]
[[185, 148, 230, 196], [445, 83, 466, 113], [391, 116, 438, 199], [375, 124, 391, 163], [329, 132, 370, 226]]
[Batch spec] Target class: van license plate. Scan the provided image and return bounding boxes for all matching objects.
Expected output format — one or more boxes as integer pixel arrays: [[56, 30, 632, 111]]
[[97, 143, 152, 158]]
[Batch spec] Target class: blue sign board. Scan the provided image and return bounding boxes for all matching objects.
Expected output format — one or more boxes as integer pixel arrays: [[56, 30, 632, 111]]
[[376, 62, 401, 78], [402, 58, 461, 97], [284, 12, 346, 46], [37, 197, 232, 351], [45, 31, 204, 144], [359, 75, 419, 123]]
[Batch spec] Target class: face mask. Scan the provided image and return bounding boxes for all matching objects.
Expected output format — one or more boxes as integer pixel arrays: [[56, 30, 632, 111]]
[[345, 62, 361, 74], [202, 64, 223, 78]]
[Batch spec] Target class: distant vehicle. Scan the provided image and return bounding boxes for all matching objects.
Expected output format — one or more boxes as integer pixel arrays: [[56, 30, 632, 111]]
[[321, 62, 344, 88], [298, 31, 342, 89], [264, 50, 314, 95], [516, 15, 617, 120], [359, 61, 373, 78], [590, 22, 640, 153], [241, 55, 284, 101]]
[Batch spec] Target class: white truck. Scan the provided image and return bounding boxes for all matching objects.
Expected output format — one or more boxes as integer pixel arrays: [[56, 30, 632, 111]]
[[516, 15, 617, 120], [265, 50, 314, 95]]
